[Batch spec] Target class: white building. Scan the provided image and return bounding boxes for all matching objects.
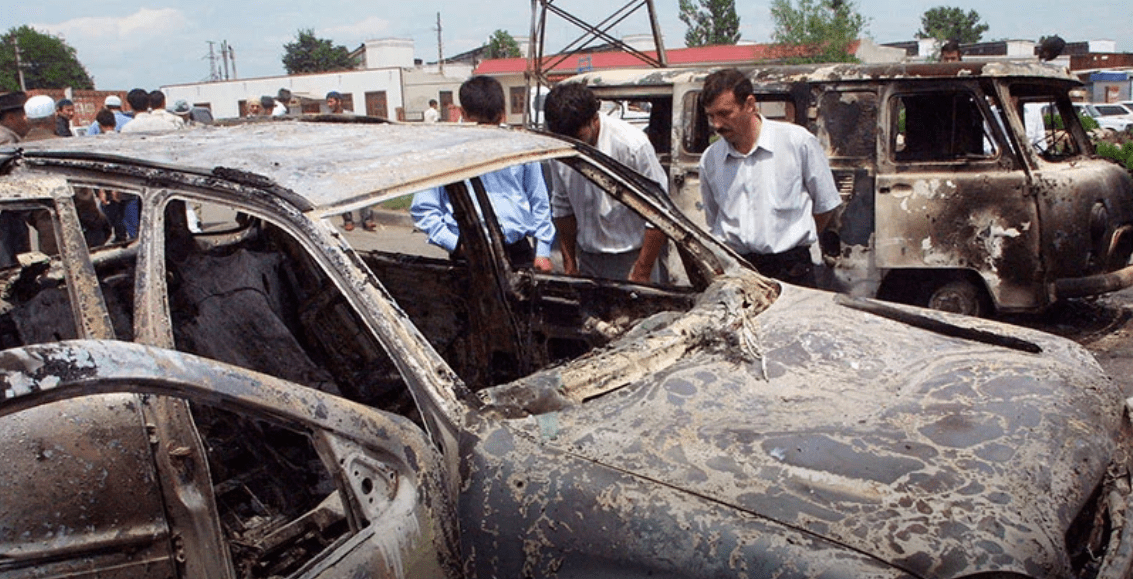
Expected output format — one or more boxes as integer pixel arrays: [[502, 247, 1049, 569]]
[[163, 39, 469, 121]]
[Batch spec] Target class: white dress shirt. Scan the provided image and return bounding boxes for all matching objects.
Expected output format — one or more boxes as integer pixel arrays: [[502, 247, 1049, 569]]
[[699, 116, 841, 255], [120, 110, 185, 133], [550, 114, 668, 254]]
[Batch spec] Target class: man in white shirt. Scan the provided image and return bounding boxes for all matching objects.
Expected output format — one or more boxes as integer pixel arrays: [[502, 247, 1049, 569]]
[[121, 90, 184, 133], [698, 68, 841, 287], [543, 82, 669, 283], [423, 99, 440, 123]]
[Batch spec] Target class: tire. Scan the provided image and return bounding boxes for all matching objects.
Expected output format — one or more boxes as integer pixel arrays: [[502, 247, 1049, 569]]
[[924, 278, 987, 317]]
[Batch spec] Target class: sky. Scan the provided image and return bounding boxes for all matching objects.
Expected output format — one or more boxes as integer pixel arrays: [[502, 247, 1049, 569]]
[[2, 1, 1127, 91]]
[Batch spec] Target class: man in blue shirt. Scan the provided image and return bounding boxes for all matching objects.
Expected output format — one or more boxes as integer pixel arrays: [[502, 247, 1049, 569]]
[[411, 76, 555, 271], [87, 95, 132, 134]]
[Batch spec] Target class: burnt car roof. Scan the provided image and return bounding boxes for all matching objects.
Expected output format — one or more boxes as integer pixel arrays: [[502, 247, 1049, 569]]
[[4, 121, 576, 210], [572, 60, 1080, 88]]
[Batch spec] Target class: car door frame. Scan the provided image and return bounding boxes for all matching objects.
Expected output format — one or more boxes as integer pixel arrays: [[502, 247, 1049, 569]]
[[0, 339, 460, 579]]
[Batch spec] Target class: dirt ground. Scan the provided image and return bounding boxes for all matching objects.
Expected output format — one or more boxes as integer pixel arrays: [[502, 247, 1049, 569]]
[[1003, 287, 1133, 397]]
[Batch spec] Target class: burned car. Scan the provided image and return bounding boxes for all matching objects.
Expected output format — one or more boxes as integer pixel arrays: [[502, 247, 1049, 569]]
[[1, 120, 1132, 578], [570, 62, 1133, 316]]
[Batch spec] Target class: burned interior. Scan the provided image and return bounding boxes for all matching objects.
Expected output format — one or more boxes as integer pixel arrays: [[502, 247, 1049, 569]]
[[0, 146, 717, 575]]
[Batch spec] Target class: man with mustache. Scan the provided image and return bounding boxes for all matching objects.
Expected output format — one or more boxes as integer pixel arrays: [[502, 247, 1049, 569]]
[[698, 68, 840, 288]]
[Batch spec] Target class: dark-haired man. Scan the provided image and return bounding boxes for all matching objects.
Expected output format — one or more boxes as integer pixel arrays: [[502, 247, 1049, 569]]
[[423, 99, 440, 123], [0, 92, 30, 267], [411, 76, 554, 271], [117, 88, 149, 131], [121, 90, 184, 133], [54, 98, 75, 136], [940, 39, 962, 63], [87, 95, 130, 134], [94, 108, 117, 134], [326, 91, 347, 114], [543, 82, 668, 283], [0, 92, 29, 144], [698, 68, 840, 287]]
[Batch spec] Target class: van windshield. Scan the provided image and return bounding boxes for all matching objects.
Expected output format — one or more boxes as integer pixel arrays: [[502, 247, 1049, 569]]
[[1008, 84, 1085, 161]]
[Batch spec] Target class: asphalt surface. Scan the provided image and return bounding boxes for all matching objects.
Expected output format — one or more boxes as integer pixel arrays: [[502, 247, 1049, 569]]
[[1004, 287, 1133, 397]]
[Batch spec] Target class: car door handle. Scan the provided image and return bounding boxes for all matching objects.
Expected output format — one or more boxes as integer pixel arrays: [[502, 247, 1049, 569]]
[[878, 184, 912, 194]]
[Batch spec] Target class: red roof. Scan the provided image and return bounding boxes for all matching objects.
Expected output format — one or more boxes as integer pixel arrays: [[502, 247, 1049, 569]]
[[474, 42, 859, 77]]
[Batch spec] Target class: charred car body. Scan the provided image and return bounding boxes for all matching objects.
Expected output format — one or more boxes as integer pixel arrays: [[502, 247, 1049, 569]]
[[570, 62, 1133, 316], [0, 120, 1132, 578]]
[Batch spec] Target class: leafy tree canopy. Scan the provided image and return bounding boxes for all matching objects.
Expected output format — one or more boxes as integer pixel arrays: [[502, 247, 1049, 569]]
[[915, 6, 988, 44], [281, 29, 357, 75], [679, 0, 741, 47], [483, 30, 522, 59], [1, 25, 94, 91], [770, 0, 868, 64]]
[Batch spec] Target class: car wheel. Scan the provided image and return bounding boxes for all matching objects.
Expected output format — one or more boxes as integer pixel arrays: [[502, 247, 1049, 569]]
[[924, 278, 987, 317]]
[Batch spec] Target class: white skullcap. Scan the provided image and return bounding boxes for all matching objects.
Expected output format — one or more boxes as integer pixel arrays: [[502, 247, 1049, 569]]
[[24, 95, 56, 120]]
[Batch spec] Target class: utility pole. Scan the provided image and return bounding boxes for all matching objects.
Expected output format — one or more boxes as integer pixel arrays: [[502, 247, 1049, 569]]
[[12, 36, 26, 91], [220, 41, 230, 80], [436, 12, 444, 74]]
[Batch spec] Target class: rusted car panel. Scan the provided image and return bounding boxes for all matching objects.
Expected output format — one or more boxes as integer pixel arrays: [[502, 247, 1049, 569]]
[[1, 121, 1133, 577], [478, 284, 1131, 577], [0, 394, 178, 579], [571, 62, 1133, 315], [0, 339, 461, 579]]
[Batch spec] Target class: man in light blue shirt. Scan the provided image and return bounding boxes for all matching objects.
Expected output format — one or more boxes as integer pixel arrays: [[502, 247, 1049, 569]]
[[86, 95, 131, 134], [411, 76, 555, 271]]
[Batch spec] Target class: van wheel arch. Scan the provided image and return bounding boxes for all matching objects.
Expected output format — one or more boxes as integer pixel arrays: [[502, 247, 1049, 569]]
[[878, 269, 994, 318]]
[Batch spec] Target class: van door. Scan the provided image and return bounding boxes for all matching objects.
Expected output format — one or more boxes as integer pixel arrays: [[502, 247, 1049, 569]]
[[672, 81, 711, 230], [874, 84, 1043, 313], [812, 86, 882, 297]]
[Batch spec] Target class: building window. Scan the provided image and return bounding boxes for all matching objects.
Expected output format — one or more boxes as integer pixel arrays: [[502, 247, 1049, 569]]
[[510, 87, 526, 115]]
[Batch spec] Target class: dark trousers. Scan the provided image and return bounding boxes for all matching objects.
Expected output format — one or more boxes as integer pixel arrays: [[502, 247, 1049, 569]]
[[742, 245, 816, 288]]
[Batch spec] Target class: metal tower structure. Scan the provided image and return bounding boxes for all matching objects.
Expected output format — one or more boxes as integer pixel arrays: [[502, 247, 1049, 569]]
[[525, 0, 668, 126]]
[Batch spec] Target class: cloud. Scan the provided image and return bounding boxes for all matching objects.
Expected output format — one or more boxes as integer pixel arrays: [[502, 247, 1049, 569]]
[[36, 8, 186, 42], [321, 17, 391, 42]]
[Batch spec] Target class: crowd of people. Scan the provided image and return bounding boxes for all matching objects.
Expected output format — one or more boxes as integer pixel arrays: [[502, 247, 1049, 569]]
[[1, 67, 842, 287], [0, 87, 205, 265]]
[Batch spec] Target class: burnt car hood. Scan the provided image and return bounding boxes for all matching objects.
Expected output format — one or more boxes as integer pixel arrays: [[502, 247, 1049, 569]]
[[506, 279, 1126, 576]]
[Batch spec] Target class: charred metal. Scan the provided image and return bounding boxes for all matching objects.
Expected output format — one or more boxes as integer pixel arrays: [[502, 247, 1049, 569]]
[[0, 120, 1132, 578]]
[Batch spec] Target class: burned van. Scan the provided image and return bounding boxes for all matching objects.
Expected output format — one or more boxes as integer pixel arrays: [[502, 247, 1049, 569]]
[[570, 62, 1133, 315]]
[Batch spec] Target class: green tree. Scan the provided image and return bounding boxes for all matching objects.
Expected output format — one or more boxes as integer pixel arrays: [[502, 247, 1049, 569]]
[[679, 0, 741, 47], [0, 26, 94, 91], [915, 6, 988, 44], [281, 29, 357, 75], [770, 0, 868, 64], [483, 30, 522, 59]]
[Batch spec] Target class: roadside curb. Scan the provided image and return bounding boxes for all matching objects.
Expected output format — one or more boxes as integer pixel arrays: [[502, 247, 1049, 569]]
[[368, 208, 415, 229]]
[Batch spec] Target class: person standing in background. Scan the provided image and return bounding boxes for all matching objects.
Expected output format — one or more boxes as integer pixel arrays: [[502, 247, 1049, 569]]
[[54, 98, 75, 136], [423, 99, 440, 123]]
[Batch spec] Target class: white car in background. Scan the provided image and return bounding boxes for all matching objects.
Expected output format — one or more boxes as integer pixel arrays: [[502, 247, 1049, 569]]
[[1075, 102, 1133, 131]]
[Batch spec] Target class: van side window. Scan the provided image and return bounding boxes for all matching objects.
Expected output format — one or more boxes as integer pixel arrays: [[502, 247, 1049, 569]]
[[756, 96, 796, 123], [1009, 83, 1083, 161], [819, 90, 878, 159], [892, 92, 997, 162], [681, 91, 712, 154]]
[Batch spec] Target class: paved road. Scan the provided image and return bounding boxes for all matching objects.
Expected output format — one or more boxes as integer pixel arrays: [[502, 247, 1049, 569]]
[[1005, 287, 1133, 397]]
